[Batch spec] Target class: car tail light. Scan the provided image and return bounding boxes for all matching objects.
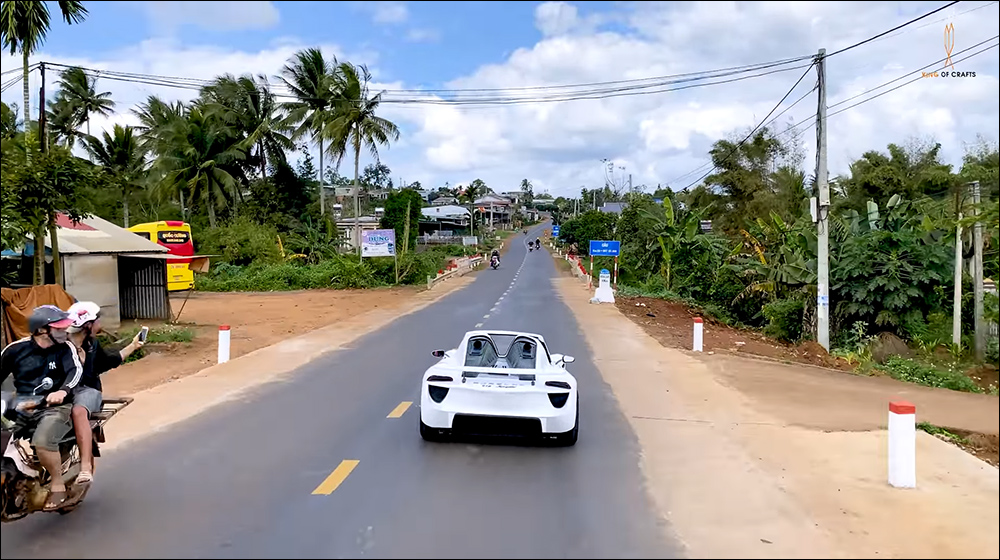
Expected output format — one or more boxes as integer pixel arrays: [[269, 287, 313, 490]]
[[545, 381, 571, 390], [427, 375, 453, 382], [428, 385, 449, 403], [548, 392, 570, 408]]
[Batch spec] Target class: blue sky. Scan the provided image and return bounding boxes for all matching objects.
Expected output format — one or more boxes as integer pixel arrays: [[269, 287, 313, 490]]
[[41, 1, 617, 89], [2, 1, 998, 197]]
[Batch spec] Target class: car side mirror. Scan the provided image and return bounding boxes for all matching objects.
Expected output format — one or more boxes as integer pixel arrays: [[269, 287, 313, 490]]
[[562, 355, 576, 364], [432, 350, 445, 358]]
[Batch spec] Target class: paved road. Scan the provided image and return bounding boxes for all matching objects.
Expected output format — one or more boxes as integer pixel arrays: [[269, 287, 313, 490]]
[[1, 223, 680, 559]]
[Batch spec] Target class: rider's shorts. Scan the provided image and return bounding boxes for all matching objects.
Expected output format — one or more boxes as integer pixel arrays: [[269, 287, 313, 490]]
[[73, 386, 103, 417], [27, 404, 73, 452]]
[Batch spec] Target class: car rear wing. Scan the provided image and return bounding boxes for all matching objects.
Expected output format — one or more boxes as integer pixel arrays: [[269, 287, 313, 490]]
[[461, 367, 537, 383]]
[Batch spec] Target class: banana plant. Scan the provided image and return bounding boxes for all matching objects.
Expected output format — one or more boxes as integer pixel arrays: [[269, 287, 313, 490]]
[[732, 211, 816, 303], [638, 199, 706, 291]]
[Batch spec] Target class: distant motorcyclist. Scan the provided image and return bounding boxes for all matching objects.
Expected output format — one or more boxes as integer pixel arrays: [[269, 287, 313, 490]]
[[534, 238, 541, 250], [65, 301, 144, 485], [0, 305, 82, 511]]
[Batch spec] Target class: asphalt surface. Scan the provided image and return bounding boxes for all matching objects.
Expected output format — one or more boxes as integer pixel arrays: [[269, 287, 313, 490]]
[[1, 223, 681, 559]]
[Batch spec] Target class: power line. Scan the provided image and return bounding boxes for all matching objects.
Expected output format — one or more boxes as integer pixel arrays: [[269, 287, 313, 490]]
[[678, 61, 817, 191], [40, 54, 817, 98], [826, 1, 961, 58], [38, 58, 817, 107]]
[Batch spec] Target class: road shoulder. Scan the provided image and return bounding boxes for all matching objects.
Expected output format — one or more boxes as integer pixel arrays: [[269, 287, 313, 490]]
[[554, 276, 999, 559]]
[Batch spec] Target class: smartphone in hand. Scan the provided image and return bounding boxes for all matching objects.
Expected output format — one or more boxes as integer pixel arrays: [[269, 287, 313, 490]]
[[138, 326, 149, 343]]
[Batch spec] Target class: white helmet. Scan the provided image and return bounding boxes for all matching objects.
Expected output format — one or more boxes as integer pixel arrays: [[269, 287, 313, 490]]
[[67, 301, 101, 332]]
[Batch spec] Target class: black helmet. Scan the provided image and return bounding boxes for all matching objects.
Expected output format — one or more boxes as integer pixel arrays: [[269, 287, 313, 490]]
[[28, 305, 73, 334]]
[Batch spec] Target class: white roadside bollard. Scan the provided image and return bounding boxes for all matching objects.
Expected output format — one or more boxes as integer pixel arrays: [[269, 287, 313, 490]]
[[888, 401, 916, 488], [692, 317, 704, 352], [218, 325, 231, 364]]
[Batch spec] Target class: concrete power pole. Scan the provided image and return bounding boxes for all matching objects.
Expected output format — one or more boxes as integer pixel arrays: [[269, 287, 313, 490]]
[[971, 181, 985, 361], [952, 184, 964, 346], [815, 49, 831, 351]]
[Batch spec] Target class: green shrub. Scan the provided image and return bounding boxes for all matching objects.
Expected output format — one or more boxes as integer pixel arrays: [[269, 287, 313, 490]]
[[875, 356, 982, 393], [195, 249, 452, 292], [197, 217, 282, 266], [762, 298, 805, 342]]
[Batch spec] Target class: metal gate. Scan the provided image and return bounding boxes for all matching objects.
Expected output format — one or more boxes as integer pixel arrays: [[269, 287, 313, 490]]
[[117, 256, 171, 320]]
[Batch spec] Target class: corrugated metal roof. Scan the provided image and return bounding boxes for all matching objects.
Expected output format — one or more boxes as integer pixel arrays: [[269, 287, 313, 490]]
[[35, 213, 169, 255], [422, 205, 471, 219]]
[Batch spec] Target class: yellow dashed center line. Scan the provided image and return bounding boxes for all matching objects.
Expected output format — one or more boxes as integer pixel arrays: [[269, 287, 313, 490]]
[[387, 401, 413, 419], [312, 460, 360, 495]]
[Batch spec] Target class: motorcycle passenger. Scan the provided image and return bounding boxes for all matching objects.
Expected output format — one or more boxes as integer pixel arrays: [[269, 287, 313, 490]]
[[65, 301, 144, 484], [0, 305, 83, 511]]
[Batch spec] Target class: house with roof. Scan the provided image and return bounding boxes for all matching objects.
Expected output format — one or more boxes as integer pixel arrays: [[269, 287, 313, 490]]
[[1, 213, 173, 329]]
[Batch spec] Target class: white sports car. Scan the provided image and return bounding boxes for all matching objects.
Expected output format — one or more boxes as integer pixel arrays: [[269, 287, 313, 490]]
[[419, 330, 579, 446]]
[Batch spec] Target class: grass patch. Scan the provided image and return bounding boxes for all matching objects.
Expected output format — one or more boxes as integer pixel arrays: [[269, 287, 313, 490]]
[[875, 356, 983, 393], [118, 325, 195, 344], [917, 422, 970, 444], [617, 283, 740, 328]]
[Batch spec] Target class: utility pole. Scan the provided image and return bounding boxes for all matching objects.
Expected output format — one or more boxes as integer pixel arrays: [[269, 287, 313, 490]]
[[971, 181, 985, 361], [952, 183, 964, 346], [628, 173, 633, 194], [815, 49, 831, 351]]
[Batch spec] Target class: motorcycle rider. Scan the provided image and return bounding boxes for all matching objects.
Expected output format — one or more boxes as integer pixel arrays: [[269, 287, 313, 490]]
[[0, 305, 83, 511], [535, 238, 541, 250], [65, 301, 144, 484], [490, 248, 500, 267]]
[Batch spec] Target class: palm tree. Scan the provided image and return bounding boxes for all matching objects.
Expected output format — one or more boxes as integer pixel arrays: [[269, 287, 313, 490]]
[[278, 48, 336, 217], [154, 104, 244, 227], [1, 100, 21, 139], [45, 94, 82, 148], [202, 74, 293, 179], [82, 124, 148, 227], [1, 0, 88, 150], [55, 65, 114, 139], [324, 62, 400, 253]]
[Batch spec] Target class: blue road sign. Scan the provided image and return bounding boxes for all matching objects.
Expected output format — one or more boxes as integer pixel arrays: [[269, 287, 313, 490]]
[[552, 225, 560, 237], [589, 240, 620, 256]]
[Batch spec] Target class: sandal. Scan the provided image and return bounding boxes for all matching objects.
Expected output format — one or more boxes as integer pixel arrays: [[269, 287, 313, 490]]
[[43, 490, 69, 511], [76, 471, 93, 485]]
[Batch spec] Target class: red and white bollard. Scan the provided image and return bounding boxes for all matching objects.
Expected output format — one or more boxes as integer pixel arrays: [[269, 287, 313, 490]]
[[692, 317, 704, 352], [888, 401, 916, 488], [218, 325, 231, 364]]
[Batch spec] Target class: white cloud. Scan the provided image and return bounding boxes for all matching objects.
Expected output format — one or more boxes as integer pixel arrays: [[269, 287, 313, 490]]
[[405, 28, 441, 43], [534, 1, 609, 37], [365, 1, 409, 25], [144, 1, 280, 33], [2, 1, 997, 199]]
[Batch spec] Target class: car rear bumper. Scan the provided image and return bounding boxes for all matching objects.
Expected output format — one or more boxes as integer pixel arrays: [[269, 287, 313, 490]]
[[420, 386, 577, 434]]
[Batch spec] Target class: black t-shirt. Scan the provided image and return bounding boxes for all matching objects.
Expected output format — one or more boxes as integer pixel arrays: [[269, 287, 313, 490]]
[[0, 337, 83, 396], [77, 338, 123, 392]]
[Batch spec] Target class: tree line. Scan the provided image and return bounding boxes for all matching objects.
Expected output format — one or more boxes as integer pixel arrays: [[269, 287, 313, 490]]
[[555, 126, 999, 364]]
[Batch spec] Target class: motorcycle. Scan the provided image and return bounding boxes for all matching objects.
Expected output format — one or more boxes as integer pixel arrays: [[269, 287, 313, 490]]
[[1, 378, 132, 522], [490, 256, 500, 270], [529, 246, 534, 252]]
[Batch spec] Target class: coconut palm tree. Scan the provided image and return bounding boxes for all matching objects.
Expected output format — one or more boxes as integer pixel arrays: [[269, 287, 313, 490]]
[[202, 73, 293, 179], [82, 124, 148, 227], [278, 48, 337, 216], [45, 94, 82, 148], [324, 62, 400, 253], [1, 0, 88, 150], [55, 65, 114, 139], [154, 103, 244, 227]]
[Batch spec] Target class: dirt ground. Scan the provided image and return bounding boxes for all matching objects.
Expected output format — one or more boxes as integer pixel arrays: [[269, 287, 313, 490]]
[[615, 295, 1000, 465], [103, 286, 438, 396], [617, 296, 853, 370], [556, 276, 1000, 559]]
